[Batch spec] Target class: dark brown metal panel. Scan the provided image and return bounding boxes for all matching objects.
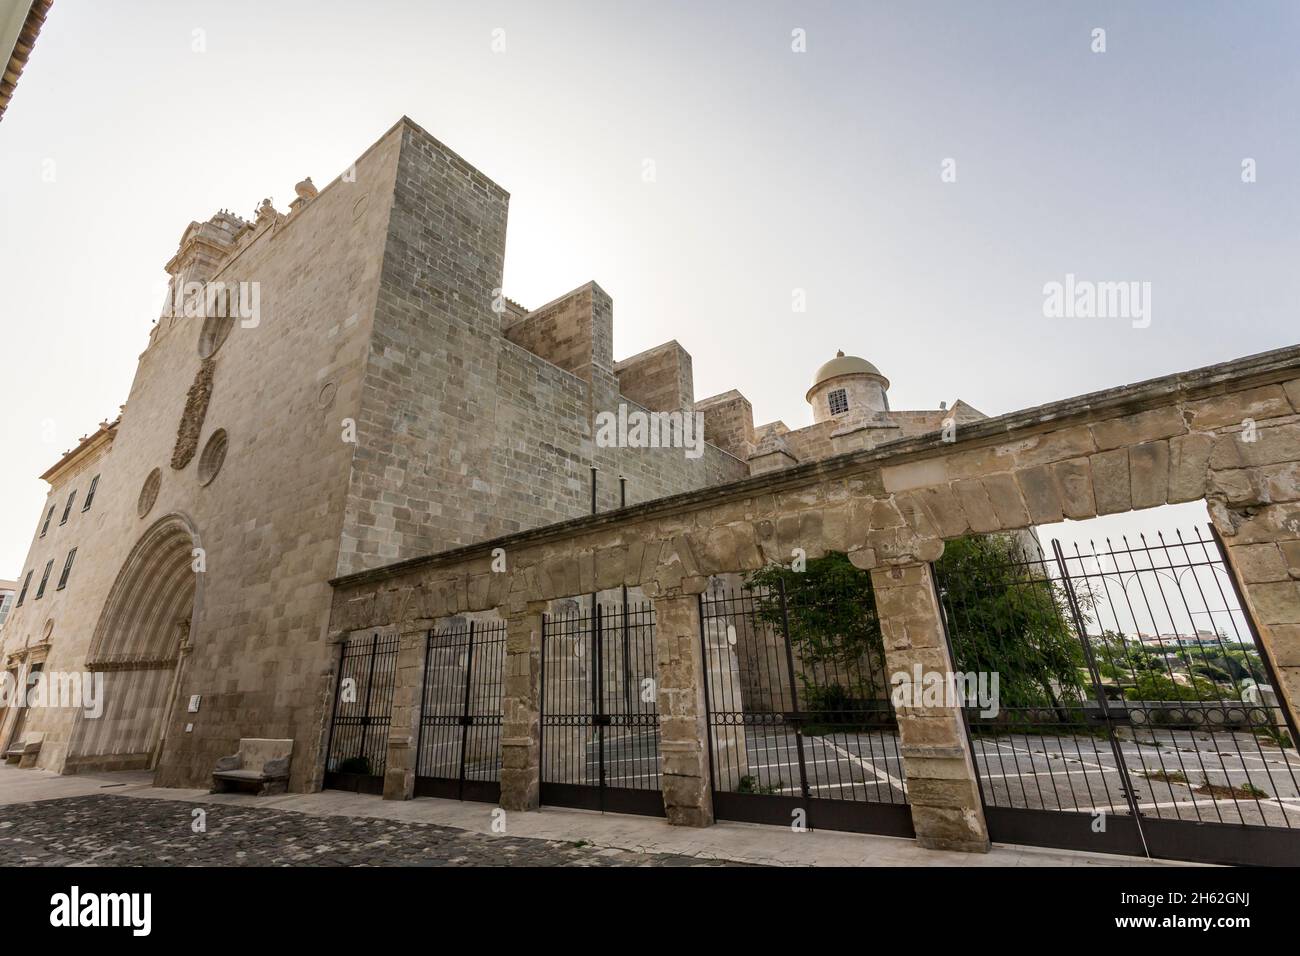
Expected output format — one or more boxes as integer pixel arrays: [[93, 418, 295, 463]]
[[982, 807, 1145, 857]]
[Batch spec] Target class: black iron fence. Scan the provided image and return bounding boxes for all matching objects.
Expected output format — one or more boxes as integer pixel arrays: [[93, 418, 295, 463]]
[[933, 526, 1300, 866], [323, 632, 400, 794], [540, 601, 663, 816], [699, 578, 912, 836], [416, 618, 506, 802]]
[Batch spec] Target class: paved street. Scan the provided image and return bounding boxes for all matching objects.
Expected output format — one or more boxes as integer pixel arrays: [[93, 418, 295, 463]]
[[0, 794, 740, 867], [0, 764, 1181, 867]]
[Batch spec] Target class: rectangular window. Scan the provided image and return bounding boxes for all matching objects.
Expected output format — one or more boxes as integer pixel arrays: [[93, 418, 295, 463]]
[[39, 505, 55, 538], [59, 490, 76, 525], [82, 475, 100, 512], [57, 549, 77, 590], [828, 388, 849, 415], [35, 560, 54, 600], [16, 571, 32, 607]]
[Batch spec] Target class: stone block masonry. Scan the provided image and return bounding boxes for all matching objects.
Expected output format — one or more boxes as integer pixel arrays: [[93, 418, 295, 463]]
[[0, 116, 745, 792], [338, 131, 747, 576]]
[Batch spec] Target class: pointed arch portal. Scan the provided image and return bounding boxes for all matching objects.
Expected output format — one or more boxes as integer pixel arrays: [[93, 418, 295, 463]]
[[66, 514, 201, 773]]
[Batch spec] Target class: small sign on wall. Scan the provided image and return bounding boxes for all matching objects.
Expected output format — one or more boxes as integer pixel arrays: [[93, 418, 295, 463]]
[[188, 695, 201, 713]]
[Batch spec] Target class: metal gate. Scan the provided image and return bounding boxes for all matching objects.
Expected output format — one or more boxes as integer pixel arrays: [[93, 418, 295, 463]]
[[415, 619, 506, 802], [699, 579, 913, 836], [323, 632, 399, 795], [540, 602, 664, 816], [933, 526, 1300, 867]]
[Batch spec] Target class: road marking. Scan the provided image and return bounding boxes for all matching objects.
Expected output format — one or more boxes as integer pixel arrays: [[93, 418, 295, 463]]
[[812, 737, 907, 793]]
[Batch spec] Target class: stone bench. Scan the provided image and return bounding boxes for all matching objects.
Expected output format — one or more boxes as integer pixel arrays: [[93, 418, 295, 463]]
[[4, 732, 43, 769], [210, 738, 293, 796]]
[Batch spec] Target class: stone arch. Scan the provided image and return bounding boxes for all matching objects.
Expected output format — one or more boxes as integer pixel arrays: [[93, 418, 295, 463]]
[[67, 514, 203, 772]]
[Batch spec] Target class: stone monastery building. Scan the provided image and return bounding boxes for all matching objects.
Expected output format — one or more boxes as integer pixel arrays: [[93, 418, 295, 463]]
[[0, 117, 977, 789]]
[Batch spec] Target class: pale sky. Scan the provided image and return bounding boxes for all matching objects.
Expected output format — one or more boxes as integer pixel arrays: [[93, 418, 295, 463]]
[[1, 1, 1297, 575]]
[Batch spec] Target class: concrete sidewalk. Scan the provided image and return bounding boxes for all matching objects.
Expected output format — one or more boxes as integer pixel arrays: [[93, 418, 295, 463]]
[[0, 765, 1182, 867]]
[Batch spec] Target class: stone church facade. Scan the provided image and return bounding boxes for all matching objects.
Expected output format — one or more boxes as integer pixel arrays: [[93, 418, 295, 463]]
[[0, 117, 969, 790]]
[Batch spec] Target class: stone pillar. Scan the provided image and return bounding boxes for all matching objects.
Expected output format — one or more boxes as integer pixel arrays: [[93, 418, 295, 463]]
[[499, 602, 544, 811], [869, 561, 990, 852], [1209, 502, 1300, 736], [383, 625, 430, 800], [653, 585, 714, 827]]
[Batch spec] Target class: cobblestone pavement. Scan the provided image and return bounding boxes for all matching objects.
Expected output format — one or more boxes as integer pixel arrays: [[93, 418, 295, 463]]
[[0, 795, 746, 867]]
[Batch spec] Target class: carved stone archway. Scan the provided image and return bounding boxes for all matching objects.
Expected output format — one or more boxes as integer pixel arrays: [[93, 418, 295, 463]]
[[66, 514, 203, 773]]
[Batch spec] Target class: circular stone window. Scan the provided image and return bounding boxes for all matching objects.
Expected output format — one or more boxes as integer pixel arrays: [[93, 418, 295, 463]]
[[138, 468, 161, 518], [197, 429, 229, 486], [197, 314, 235, 359]]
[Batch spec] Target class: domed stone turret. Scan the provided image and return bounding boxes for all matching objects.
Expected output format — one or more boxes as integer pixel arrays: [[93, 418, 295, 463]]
[[805, 350, 890, 423]]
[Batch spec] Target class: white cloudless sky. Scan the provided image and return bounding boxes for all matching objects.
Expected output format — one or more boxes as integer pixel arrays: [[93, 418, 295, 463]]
[[0, 0, 1296, 574]]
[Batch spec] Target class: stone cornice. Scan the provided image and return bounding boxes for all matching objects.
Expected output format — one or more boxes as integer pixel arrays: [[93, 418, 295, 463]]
[[0, 0, 51, 123], [39, 418, 118, 485]]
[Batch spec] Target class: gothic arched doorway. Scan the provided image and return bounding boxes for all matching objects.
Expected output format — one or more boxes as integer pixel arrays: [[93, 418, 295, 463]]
[[66, 514, 202, 773]]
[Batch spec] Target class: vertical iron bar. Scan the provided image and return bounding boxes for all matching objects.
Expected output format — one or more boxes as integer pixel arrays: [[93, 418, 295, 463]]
[[622, 594, 632, 724], [778, 578, 813, 823], [595, 606, 605, 806], [1053, 540, 1148, 853], [591, 466, 600, 806], [324, 638, 346, 772], [359, 632, 379, 779], [539, 613, 547, 799], [595, 602, 605, 810], [699, 592, 719, 820], [415, 630, 433, 780], [620, 477, 630, 718], [457, 620, 476, 800]]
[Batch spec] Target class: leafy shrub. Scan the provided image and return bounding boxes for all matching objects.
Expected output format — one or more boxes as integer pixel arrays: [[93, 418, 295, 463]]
[[337, 755, 372, 775], [737, 775, 782, 795], [1125, 673, 1220, 702]]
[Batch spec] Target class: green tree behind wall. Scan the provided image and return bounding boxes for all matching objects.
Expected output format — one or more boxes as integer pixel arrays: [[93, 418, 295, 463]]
[[744, 535, 1086, 711]]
